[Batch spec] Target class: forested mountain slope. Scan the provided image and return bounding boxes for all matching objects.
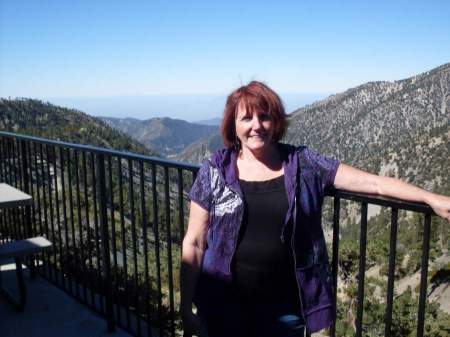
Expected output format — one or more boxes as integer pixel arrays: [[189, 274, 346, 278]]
[[0, 99, 157, 156]]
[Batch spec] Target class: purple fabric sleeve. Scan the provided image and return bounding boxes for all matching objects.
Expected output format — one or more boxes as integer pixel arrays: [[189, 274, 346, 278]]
[[304, 147, 340, 193], [188, 160, 212, 212]]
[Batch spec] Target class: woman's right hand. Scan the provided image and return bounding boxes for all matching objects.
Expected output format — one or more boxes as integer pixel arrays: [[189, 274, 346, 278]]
[[182, 309, 201, 337]]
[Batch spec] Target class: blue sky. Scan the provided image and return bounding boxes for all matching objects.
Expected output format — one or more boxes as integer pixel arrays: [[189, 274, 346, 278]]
[[1, 0, 449, 119]]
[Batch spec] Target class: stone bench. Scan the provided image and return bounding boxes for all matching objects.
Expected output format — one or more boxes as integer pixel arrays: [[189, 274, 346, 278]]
[[0, 236, 52, 311], [0, 237, 52, 259]]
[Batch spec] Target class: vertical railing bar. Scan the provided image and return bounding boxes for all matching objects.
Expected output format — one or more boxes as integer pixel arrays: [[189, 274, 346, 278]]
[[17, 139, 26, 240], [164, 166, 175, 337], [46, 145, 59, 285], [49, 146, 64, 288], [39, 143, 52, 281], [19, 141, 26, 228], [0, 138, 5, 243], [32, 142, 46, 276], [97, 153, 116, 333], [8, 138, 14, 185], [15, 138, 21, 188], [9, 140, 20, 239], [5, 140, 17, 241], [3, 138, 9, 184], [118, 157, 130, 329], [67, 148, 79, 298], [177, 169, 185, 249], [16, 138, 23, 191], [108, 156, 119, 321], [26, 142, 37, 237], [74, 150, 87, 303], [0, 140, 4, 240], [0, 137, 5, 182], [4, 140, 15, 241], [7, 138, 14, 185], [151, 163, 163, 334], [3, 137, 7, 183], [330, 196, 340, 337], [384, 207, 398, 337], [82, 151, 95, 307], [17, 139, 24, 193], [140, 161, 153, 337], [416, 213, 431, 337], [4, 138, 10, 184], [9, 208, 16, 241], [60, 146, 71, 292], [91, 152, 104, 312], [128, 159, 141, 336], [11, 138, 19, 189], [20, 141, 32, 243], [22, 140, 37, 276], [33, 143, 44, 237], [355, 202, 368, 337]]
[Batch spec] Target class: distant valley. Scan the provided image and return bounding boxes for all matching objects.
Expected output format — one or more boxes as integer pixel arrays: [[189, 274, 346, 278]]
[[99, 116, 219, 158]]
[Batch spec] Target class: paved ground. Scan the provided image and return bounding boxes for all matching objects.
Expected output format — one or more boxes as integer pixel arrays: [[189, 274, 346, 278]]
[[0, 260, 132, 337]]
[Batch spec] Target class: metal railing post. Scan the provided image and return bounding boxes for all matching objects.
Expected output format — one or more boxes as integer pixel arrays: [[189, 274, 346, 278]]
[[417, 213, 431, 337], [20, 139, 36, 277], [330, 196, 340, 337], [355, 202, 368, 337], [384, 207, 398, 337], [97, 153, 115, 333]]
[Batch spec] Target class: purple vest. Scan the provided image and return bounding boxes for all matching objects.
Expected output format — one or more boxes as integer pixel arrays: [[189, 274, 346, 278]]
[[188, 143, 340, 333]]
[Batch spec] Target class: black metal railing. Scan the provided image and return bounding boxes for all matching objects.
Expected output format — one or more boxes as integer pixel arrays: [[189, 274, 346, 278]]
[[0, 131, 437, 337]]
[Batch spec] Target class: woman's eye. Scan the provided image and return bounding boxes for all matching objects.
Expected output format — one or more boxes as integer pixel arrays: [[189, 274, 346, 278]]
[[260, 114, 269, 120]]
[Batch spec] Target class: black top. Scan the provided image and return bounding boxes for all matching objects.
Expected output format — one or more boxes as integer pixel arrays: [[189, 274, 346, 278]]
[[233, 175, 299, 303]]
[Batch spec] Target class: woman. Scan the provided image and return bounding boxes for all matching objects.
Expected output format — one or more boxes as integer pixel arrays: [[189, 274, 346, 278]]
[[180, 81, 450, 337]]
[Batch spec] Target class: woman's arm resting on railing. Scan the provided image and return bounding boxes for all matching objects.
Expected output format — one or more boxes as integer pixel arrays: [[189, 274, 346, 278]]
[[180, 201, 209, 337], [334, 163, 450, 222]]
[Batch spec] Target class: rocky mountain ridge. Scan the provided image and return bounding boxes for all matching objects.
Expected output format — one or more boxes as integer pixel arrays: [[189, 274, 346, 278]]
[[284, 62, 450, 193]]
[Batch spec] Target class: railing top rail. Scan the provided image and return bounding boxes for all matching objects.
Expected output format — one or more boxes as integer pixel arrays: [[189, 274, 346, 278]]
[[327, 189, 435, 215], [1, 131, 436, 215], [0, 131, 199, 171]]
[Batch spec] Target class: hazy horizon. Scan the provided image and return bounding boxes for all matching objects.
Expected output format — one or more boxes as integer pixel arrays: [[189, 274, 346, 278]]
[[11, 92, 329, 122]]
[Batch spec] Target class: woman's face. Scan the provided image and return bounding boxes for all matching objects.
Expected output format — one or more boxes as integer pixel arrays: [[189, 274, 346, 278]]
[[235, 103, 274, 153]]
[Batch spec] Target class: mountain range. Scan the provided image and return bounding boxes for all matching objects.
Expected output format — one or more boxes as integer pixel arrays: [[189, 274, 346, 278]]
[[100, 116, 218, 158], [284, 62, 449, 193], [0, 98, 157, 157]]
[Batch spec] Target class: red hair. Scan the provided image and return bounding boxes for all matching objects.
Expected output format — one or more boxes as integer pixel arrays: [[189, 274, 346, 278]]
[[221, 81, 287, 148]]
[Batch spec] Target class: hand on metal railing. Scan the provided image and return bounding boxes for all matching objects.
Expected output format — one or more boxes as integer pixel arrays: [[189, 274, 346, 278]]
[[426, 193, 450, 222]]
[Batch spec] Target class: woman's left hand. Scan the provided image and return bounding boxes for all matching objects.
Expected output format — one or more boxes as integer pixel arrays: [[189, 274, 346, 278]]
[[427, 193, 450, 222]]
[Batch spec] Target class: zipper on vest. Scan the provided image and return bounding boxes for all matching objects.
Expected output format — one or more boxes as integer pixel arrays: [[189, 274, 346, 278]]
[[291, 195, 308, 332]]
